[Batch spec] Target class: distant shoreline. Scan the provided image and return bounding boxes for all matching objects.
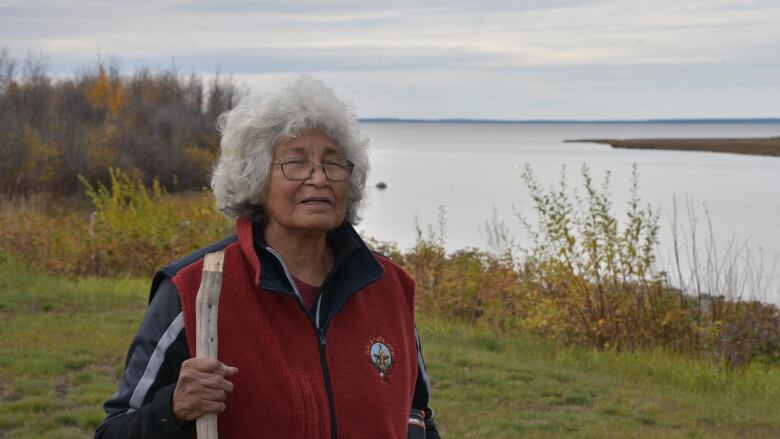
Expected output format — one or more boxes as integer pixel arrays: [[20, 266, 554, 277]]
[[361, 117, 780, 125], [565, 137, 780, 157]]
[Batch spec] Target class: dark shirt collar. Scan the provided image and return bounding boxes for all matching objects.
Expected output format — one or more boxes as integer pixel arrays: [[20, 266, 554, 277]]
[[251, 221, 383, 300]]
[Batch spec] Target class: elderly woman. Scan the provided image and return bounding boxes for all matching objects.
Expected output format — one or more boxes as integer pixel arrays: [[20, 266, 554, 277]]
[[95, 77, 440, 438]]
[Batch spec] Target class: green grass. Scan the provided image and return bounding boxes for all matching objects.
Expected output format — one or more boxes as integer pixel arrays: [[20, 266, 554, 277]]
[[0, 254, 148, 437], [419, 319, 780, 438], [1, 255, 780, 438]]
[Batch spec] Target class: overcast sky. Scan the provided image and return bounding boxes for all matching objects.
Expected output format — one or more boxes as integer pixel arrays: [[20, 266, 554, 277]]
[[2, 0, 779, 119]]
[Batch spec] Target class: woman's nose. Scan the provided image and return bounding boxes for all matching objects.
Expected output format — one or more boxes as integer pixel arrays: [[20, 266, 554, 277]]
[[306, 165, 329, 186]]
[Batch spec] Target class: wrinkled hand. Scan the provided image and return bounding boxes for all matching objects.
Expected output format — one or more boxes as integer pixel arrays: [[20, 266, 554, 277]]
[[172, 358, 238, 425]]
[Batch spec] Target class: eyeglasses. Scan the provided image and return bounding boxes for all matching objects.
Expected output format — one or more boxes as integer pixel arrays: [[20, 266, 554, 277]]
[[272, 159, 355, 181]]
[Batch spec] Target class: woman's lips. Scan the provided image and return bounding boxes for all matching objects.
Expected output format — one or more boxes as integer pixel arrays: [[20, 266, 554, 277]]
[[300, 197, 333, 205]]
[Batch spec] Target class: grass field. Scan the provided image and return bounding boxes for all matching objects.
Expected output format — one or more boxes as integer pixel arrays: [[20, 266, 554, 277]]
[[1, 255, 780, 438]]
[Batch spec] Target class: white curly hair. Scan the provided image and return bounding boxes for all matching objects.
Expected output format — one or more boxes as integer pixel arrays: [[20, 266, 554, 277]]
[[210, 76, 370, 225]]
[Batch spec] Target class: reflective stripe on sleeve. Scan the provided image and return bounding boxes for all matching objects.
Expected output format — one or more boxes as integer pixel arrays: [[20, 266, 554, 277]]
[[127, 312, 185, 412]]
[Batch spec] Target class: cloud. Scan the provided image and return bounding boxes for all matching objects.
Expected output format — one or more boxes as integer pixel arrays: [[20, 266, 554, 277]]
[[1, 0, 778, 118]]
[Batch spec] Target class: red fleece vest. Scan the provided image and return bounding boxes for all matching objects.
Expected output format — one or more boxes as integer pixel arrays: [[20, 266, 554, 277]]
[[173, 218, 417, 439]]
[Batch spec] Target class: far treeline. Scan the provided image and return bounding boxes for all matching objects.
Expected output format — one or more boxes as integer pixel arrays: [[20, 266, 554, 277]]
[[0, 49, 244, 195]]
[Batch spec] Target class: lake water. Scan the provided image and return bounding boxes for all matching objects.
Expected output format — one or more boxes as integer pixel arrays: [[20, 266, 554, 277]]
[[355, 122, 780, 304]]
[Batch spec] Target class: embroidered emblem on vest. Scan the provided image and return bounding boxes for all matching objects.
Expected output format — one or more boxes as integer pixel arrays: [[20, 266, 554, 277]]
[[366, 336, 396, 379]]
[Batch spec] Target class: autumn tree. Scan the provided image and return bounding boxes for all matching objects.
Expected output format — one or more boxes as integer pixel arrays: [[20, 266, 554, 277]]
[[0, 50, 246, 195]]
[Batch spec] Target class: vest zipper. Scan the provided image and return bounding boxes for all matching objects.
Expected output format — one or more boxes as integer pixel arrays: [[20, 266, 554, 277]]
[[266, 247, 339, 439], [316, 317, 338, 439]]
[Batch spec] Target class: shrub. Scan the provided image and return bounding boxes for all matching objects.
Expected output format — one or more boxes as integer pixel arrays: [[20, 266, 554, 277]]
[[79, 167, 232, 276], [514, 164, 780, 366], [0, 168, 231, 276], [0, 192, 91, 274], [395, 209, 525, 331], [515, 164, 670, 349]]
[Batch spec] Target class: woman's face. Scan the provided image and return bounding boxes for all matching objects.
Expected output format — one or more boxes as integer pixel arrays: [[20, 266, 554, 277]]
[[264, 130, 349, 236]]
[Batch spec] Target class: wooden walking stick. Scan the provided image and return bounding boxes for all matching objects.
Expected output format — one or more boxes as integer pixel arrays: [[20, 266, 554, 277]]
[[195, 250, 225, 439]]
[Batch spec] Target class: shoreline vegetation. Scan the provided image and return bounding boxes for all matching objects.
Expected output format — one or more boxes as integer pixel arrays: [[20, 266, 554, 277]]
[[566, 137, 780, 157], [2, 166, 778, 369]]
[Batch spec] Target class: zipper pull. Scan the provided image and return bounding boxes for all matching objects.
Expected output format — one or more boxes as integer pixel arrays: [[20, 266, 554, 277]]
[[318, 328, 327, 349]]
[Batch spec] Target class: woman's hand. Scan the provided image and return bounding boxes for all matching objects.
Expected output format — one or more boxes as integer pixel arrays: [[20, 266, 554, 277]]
[[172, 358, 238, 425]]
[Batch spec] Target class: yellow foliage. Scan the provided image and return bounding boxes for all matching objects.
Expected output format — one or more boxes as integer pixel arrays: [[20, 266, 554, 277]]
[[0, 168, 231, 277], [86, 65, 111, 109], [85, 65, 124, 116], [108, 78, 124, 116]]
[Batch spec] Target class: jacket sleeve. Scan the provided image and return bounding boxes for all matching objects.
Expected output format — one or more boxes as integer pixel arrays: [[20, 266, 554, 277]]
[[95, 278, 195, 438], [410, 328, 441, 439]]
